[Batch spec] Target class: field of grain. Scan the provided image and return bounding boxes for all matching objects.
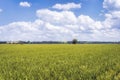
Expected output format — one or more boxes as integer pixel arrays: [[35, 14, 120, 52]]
[[0, 44, 120, 80]]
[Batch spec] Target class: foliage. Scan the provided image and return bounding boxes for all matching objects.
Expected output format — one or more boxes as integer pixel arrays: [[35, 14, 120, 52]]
[[72, 39, 78, 44], [0, 44, 120, 80]]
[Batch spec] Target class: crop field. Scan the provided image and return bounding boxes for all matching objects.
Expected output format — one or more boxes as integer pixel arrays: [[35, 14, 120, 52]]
[[0, 44, 120, 80]]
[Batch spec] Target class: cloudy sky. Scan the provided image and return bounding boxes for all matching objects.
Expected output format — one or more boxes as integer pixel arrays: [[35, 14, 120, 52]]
[[0, 0, 120, 41]]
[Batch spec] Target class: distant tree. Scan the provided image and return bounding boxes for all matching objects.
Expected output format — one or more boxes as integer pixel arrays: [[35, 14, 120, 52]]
[[18, 41, 24, 44], [72, 39, 78, 44], [27, 41, 31, 44]]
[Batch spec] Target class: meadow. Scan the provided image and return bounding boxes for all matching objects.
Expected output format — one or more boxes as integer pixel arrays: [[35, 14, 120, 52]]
[[0, 44, 120, 80]]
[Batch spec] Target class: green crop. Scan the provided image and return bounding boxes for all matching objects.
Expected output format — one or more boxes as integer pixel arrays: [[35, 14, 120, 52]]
[[0, 44, 120, 80]]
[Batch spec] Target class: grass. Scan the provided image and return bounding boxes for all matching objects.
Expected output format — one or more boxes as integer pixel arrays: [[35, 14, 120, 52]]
[[0, 44, 120, 80]]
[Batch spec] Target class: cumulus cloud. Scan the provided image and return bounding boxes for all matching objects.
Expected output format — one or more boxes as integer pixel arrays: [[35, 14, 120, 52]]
[[52, 2, 81, 10], [0, 20, 74, 41], [0, 8, 120, 41], [19, 2, 31, 7], [0, 1, 120, 41], [36, 9, 77, 25], [101, 0, 120, 41], [103, 0, 120, 10], [103, 0, 120, 29]]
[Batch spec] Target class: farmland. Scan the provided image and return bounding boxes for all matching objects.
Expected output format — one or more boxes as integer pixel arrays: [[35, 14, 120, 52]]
[[0, 44, 120, 80]]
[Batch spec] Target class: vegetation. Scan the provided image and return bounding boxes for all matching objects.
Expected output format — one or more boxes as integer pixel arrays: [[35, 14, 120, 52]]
[[72, 39, 78, 44], [0, 44, 120, 80]]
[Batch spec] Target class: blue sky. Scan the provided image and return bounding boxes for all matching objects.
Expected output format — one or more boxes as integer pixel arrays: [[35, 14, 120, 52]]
[[0, 0, 104, 25], [0, 0, 120, 41]]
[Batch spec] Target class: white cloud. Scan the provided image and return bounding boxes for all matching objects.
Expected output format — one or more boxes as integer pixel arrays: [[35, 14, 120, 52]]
[[36, 9, 77, 25], [103, 0, 120, 10], [0, 8, 120, 41], [103, 0, 120, 29], [103, 11, 120, 30], [0, 9, 2, 12], [52, 2, 81, 10], [19, 2, 31, 7], [0, 1, 120, 41]]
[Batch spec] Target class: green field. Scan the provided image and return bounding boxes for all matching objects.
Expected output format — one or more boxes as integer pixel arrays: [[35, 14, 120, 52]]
[[0, 44, 120, 80]]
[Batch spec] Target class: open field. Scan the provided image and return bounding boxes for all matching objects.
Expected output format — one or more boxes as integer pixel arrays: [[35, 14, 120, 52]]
[[0, 44, 120, 80]]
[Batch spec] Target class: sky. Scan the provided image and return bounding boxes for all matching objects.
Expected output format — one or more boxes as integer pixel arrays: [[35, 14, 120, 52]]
[[0, 0, 120, 41]]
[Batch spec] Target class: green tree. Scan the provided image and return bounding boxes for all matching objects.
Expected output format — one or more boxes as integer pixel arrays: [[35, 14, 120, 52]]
[[72, 39, 77, 44]]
